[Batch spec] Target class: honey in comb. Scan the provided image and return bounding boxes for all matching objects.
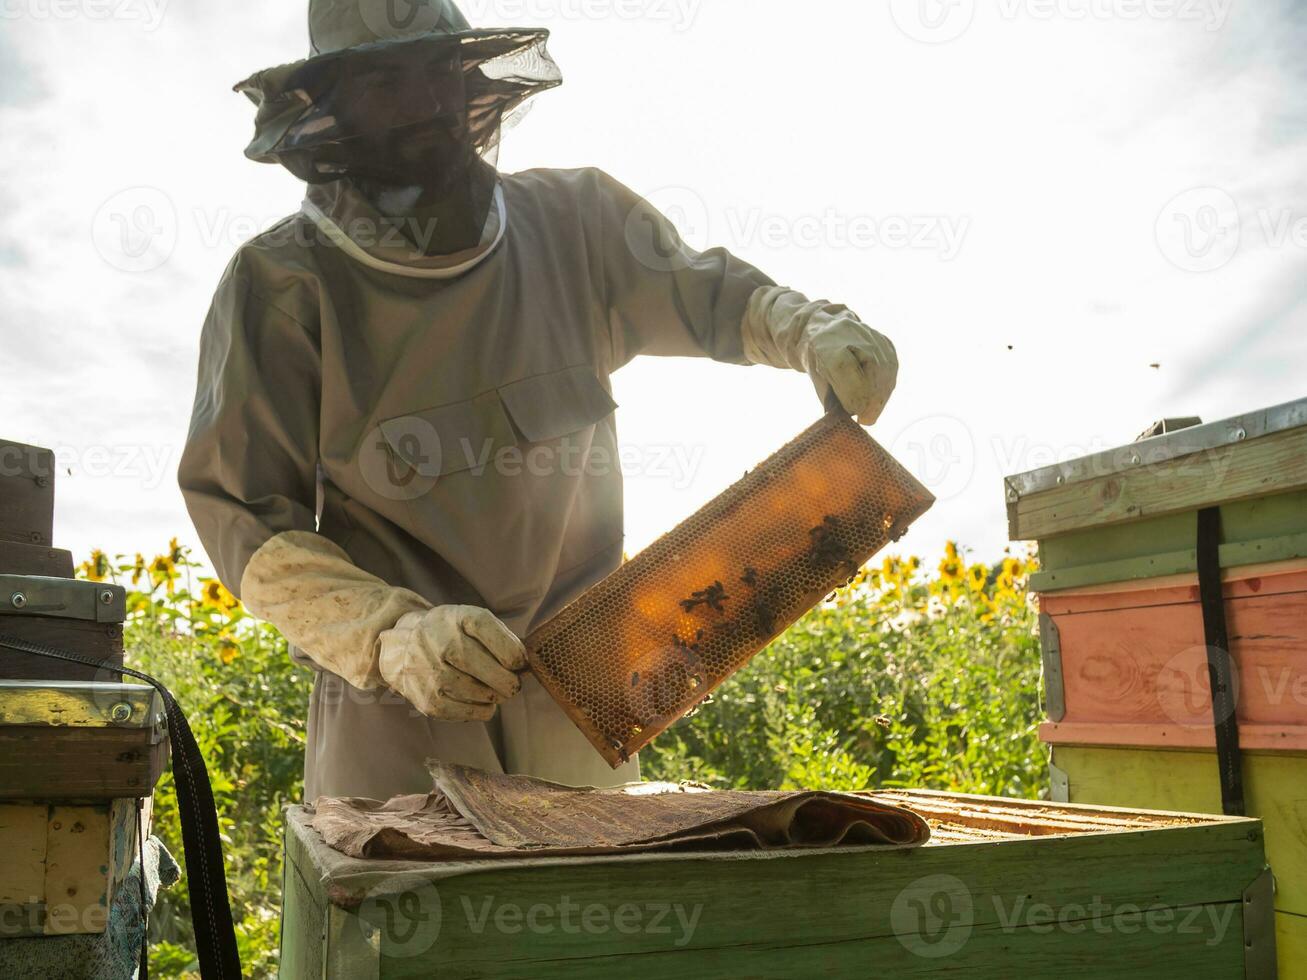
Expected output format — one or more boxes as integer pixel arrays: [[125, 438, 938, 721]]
[[526, 412, 936, 767]]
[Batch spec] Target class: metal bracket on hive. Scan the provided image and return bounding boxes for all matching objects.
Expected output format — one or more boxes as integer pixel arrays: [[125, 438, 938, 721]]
[[1242, 866, 1278, 980], [1038, 611, 1066, 724]]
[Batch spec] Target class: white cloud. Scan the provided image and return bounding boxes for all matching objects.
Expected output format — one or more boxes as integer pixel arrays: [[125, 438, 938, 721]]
[[1, 0, 1304, 574]]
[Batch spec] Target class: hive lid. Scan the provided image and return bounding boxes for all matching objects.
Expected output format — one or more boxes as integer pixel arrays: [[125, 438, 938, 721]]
[[1007, 396, 1307, 500], [0, 679, 164, 733], [1005, 395, 1307, 541]]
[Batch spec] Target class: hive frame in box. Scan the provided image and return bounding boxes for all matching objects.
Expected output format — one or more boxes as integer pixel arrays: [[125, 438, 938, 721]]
[[527, 412, 934, 767]]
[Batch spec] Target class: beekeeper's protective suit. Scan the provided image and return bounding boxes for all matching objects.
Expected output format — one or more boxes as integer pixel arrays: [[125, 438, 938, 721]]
[[180, 0, 900, 801]]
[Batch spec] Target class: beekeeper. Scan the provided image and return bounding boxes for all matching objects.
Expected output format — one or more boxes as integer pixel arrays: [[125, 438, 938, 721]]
[[179, 0, 899, 801]]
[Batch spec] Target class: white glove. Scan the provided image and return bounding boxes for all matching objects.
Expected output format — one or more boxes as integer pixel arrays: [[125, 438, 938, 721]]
[[379, 606, 527, 722], [741, 285, 899, 426]]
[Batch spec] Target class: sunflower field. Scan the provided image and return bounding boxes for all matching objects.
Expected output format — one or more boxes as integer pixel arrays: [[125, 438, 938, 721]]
[[76, 540, 1045, 977]]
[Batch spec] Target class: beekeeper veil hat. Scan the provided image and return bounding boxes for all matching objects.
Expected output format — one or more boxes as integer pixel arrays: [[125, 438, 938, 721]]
[[235, 0, 561, 252], [308, 0, 473, 55]]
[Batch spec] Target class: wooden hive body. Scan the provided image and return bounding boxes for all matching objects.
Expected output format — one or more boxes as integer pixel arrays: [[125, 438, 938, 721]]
[[1006, 397, 1307, 976]]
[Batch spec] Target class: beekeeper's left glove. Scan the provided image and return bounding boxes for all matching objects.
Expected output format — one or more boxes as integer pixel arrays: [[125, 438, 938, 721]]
[[377, 606, 527, 722], [741, 285, 899, 426]]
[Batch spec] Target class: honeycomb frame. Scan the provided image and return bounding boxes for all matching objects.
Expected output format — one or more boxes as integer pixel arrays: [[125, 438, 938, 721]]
[[526, 411, 936, 768]]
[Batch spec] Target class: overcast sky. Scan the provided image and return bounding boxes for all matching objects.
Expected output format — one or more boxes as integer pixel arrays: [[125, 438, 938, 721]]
[[1, 0, 1304, 578]]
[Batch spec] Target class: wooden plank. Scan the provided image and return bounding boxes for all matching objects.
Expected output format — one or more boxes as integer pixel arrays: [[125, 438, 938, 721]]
[[1279, 912, 1307, 980], [0, 441, 54, 547], [1053, 746, 1307, 918], [1035, 565, 1307, 743], [0, 618, 124, 681], [43, 805, 112, 935], [0, 727, 165, 799], [0, 801, 136, 938], [280, 837, 329, 980], [284, 800, 1266, 979], [1036, 489, 1307, 577], [1009, 426, 1307, 541], [1042, 722, 1307, 752], [0, 542, 74, 578], [401, 910, 1247, 980], [1032, 530, 1307, 592], [0, 803, 48, 904]]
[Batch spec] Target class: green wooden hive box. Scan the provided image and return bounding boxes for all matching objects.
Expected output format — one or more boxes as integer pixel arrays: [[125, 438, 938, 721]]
[[1005, 396, 1307, 977], [279, 792, 1274, 978]]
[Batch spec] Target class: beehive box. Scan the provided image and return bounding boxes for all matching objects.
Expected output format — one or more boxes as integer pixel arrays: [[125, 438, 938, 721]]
[[279, 793, 1273, 979], [1006, 397, 1307, 977], [0, 798, 139, 938]]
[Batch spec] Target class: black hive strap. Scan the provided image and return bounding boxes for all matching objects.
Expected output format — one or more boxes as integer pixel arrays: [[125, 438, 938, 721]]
[[0, 633, 241, 979], [1195, 508, 1245, 817]]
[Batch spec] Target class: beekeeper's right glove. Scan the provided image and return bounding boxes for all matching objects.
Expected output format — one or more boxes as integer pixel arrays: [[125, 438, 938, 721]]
[[238, 530, 525, 722], [378, 606, 526, 722], [741, 285, 899, 426]]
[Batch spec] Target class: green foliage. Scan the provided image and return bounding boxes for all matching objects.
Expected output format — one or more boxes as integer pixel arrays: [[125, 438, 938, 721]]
[[641, 547, 1046, 798], [79, 541, 1043, 977], [83, 542, 312, 978]]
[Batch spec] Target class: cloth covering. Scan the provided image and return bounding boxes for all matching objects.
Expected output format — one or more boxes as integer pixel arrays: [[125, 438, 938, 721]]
[[309, 763, 931, 861], [0, 837, 179, 980]]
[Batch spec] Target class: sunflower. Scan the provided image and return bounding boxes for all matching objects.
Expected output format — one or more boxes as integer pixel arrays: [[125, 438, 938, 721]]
[[130, 553, 148, 587], [966, 564, 988, 593], [217, 634, 241, 666], [938, 555, 963, 583], [201, 579, 240, 613], [78, 549, 110, 582], [150, 554, 179, 594]]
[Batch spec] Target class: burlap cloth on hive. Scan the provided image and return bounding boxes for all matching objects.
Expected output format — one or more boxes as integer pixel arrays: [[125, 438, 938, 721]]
[[310, 762, 931, 861]]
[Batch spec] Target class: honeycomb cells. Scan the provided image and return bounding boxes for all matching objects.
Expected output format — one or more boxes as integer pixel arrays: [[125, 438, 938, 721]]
[[526, 412, 936, 768]]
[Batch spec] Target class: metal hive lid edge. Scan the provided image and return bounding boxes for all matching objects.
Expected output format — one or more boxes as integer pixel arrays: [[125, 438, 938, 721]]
[[1004, 395, 1307, 499]]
